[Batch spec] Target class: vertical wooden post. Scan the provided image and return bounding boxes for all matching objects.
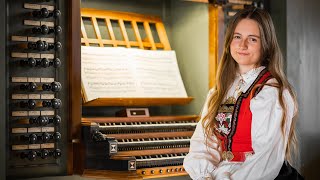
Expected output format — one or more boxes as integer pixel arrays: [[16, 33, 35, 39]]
[[208, 4, 219, 89], [68, 0, 82, 175]]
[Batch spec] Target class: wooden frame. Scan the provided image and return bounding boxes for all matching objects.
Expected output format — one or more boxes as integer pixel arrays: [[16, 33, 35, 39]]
[[80, 8, 194, 106], [81, 8, 171, 50]]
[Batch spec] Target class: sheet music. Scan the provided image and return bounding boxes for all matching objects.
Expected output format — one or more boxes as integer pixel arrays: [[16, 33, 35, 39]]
[[81, 46, 188, 101]]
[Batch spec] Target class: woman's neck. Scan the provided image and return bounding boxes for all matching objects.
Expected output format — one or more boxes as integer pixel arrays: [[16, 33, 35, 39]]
[[238, 65, 261, 75]]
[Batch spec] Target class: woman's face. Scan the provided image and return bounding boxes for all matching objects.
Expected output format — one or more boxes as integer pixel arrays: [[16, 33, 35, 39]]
[[230, 18, 262, 73]]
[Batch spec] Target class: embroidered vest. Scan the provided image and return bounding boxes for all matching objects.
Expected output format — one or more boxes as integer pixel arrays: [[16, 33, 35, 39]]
[[215, 69, 272, 161]]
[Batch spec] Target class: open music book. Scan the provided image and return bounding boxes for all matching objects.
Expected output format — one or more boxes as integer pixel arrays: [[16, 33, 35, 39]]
[[81, 46, 188, 103]]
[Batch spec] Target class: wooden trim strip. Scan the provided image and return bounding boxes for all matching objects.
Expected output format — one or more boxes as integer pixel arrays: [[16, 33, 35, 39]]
[[143, 22, 156, 50], [91, 17, 104, 47], [131, 21, 144, 49], [118, 19, 131, 48]]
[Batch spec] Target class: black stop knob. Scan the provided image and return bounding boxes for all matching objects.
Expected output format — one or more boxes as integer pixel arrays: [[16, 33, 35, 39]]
[[53, 132, 61, 141], [53, 149, 61, 159], [54, 26, 62, 35], [29, 117, 37, 124], [28, 58, 37, 67], [37, 116, 49, 126], [53, 9, 61, 18], [51, 82, 62, 92], [40, 8, 49, 18], [35, 40, 44, 51], [42, 83, 51, 91], [28, 82, 37, 91], [51, 98, 62, 109], [53, 115, 61, 125], [27, 151, 37, 161], [43, 41, 48, 51], [41, 149, 49, 159], [41, 25, 49, 34], [20, 99, 36, 109], [41, 132, 50, 143], [53, 58, 61, 68], [41, 58, 50, 68], [54, 42, 62, 51], [29, 134, 38, 144]]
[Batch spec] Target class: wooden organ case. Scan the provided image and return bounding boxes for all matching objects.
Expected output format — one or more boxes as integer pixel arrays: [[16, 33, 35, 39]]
[[1, 0, 80, 179], [79, 8, 199, 179]]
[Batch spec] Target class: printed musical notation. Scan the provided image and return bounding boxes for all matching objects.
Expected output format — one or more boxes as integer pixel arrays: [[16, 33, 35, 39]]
[[81, 46, 187, 102]]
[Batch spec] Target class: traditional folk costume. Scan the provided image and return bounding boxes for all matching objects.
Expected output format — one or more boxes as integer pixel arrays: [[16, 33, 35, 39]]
[[183, 66, 295, 180]]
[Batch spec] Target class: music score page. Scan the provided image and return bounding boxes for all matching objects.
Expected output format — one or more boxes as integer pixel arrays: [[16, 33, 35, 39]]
[[81, 46, 188, 102]]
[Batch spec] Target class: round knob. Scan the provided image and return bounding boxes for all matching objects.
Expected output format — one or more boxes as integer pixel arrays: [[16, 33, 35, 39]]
[[53, 115, 61, 125], [41, 58, 50, 68], [42, 83, 51, 91], [28, 58, 36, 67], [151, 170, 154, 174], [51, 98, 62, 109], [36, 40, 44, 51], [51, 82, 62, 92], [29, 117, 37, 124], [29, 134, 37, 144], [53, 9, 61, 18], [43, 41, 48, 51], [141, 171, 146, 175], [27, 151, 37, 161], [53, 132, 61, 141], [159, 169, 163, 173], [41, 149, 49, 159], [53, 149, 61, 158], [28, 82, 37, 91], [53, 58, 61, 68], [20, 99, 36, 109], [42, 132, 50, 143], [32, 27, 41, 34], [166, 169, 170, 173], [37, 116, 49, 126], [41, 25, 49, 34], [40, 8, 49, 18], [54, 26, 62, 35], [54, 42, 62, 51]]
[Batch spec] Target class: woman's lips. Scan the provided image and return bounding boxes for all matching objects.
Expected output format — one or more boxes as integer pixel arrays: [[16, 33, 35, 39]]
[[237, 52, 249, 56]]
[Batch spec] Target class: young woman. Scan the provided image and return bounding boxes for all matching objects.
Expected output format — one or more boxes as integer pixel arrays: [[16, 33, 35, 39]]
[[183, 7, 299, 180]]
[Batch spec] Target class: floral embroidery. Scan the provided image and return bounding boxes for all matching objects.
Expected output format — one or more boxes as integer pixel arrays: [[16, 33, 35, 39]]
[[215, 112, 232, 135]]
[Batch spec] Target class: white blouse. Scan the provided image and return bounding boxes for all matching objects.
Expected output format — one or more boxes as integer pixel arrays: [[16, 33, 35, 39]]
[[183, 67, 295, 180]]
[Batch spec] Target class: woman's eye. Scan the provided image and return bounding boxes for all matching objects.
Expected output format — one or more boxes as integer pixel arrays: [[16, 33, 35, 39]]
[[233, 35, 241, 39], [249, 38, 257, 42]]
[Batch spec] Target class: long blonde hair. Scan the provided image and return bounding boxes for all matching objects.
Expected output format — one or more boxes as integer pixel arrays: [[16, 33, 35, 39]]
[[202, 7, 298, 163]]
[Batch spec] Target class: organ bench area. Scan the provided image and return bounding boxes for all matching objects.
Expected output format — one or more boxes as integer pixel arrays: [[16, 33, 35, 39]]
[[80, 9, 199, 179]]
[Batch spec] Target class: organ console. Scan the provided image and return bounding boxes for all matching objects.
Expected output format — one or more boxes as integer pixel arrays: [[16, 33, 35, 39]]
[[82, 114, 198, 178]]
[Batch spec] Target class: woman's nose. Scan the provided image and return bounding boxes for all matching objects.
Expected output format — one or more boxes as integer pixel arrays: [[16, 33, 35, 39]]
[[239, 39, 248, 49]]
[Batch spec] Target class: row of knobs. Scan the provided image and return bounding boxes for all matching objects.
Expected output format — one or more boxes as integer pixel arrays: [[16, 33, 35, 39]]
[[32, 25, 62, 35], [32, 8, 61, 19], [20, 149, 61, 160], [26, 40, 62, 51], [141, 168, 184, 175], [20, 57, 61, 68], [19, 82, 62, 92], [19, 98, 62, 109], [21, 132, 61, 144], [28, 115, 61, 126]]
